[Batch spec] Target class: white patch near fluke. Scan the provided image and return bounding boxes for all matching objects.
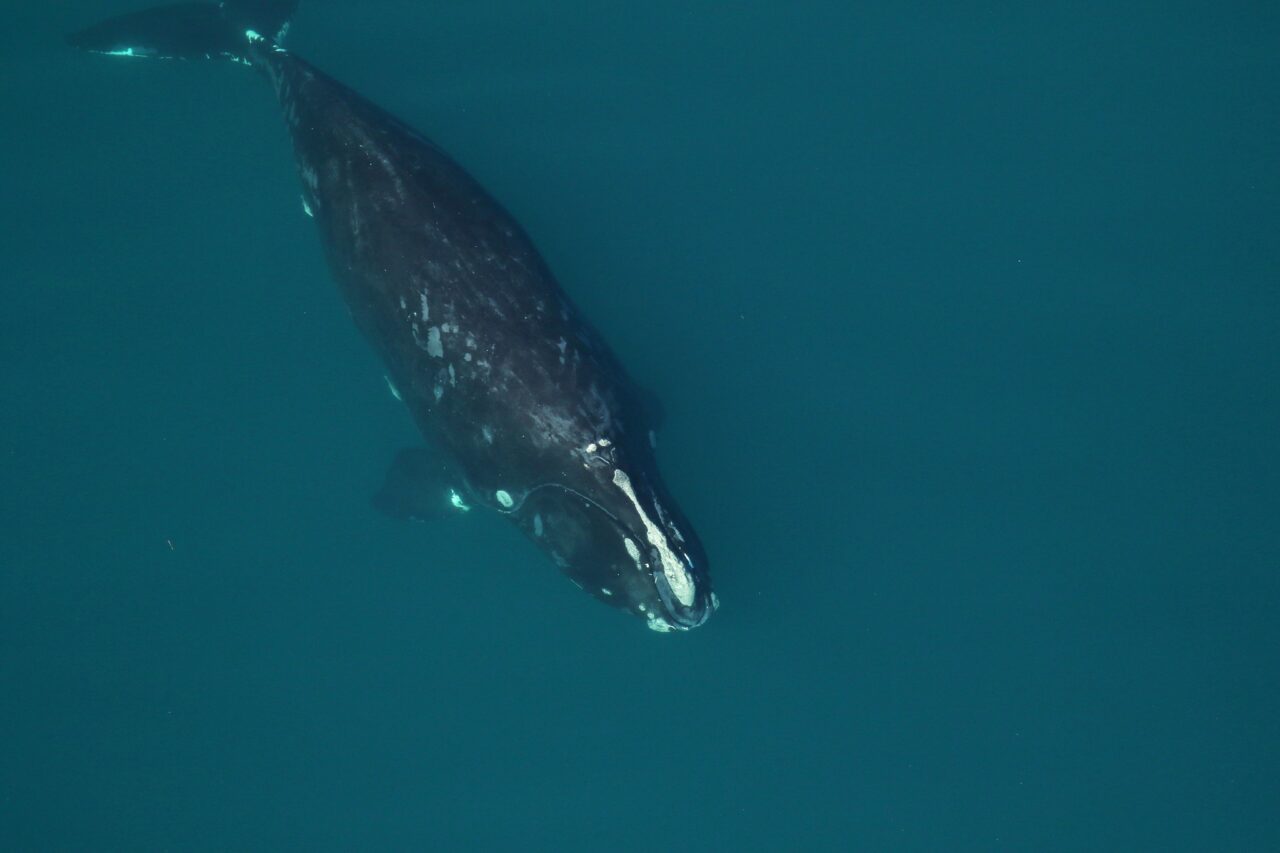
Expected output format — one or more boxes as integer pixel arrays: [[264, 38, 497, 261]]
[[611, 469, 696, 607]]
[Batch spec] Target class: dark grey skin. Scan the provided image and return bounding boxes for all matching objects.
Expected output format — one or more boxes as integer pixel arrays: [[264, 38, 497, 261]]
[[70, 5, 716, 631]]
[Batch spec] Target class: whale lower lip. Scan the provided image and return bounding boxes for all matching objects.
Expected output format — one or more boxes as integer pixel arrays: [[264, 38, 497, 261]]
[[651, 569, 712, 630]]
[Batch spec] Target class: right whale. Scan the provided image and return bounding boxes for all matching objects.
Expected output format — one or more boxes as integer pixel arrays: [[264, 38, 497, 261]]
[[68, 1, 717, 632]]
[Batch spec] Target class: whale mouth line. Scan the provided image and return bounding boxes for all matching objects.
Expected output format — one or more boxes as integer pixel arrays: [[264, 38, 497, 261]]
[[522, 482, 706, 629]]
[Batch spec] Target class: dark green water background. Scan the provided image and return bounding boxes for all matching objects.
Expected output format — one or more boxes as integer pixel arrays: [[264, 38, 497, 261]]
[[3, 2, 1277, 849]]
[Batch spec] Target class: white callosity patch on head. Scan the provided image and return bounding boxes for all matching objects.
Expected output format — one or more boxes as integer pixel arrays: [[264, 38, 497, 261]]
[[533, 514, 543, 537], [646, 613, 674, 633], [419, 291, 429, 323], [426, 326, 444, 358], [496, 490, 514, 509], [623, 537, 642, 568], [611, 469, 696, 607]]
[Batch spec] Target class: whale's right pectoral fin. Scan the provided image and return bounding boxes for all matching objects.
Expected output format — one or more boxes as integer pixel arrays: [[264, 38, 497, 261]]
[[372, 448, 471, 523]]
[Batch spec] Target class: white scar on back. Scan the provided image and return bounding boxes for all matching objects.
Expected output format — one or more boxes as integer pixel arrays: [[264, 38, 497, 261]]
[[611, 469, 695, 606]]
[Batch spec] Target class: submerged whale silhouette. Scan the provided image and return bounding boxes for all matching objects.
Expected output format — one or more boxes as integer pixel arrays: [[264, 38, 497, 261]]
[[69, 1, 717, 632]]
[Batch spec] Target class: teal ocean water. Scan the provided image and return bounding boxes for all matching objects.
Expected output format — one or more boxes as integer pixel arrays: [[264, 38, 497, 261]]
[[3, 2, 1278, 849]]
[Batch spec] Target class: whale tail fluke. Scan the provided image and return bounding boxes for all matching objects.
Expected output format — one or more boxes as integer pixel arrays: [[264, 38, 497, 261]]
[[67, 1, 298, 62]]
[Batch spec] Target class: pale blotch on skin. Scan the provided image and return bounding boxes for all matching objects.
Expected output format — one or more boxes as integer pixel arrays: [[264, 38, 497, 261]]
[[646, 613, 673, 633], [496, 489, 514, 509], [426, 326, 444, 358], [623, 537, 642, 568]]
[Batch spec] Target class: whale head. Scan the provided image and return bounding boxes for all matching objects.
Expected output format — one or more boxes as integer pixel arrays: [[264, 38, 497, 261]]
[[513, 450, 716, 632]]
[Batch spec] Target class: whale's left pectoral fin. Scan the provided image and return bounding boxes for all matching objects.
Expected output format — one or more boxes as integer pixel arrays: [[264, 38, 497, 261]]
[[372, 448, 470, 522], [67, 1, 297, 62]]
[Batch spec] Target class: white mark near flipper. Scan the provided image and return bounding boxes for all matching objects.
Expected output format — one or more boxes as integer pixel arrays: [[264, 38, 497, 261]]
[[426, 326, 444, 358], [419, 291, 429, 322], [300, 165, 319, 191], [399, 295, 407, 311], [383, 375, 401, 401], [448, 364, 456, 386], [533, 514, 543, 537], [481, 426, 494, 444], [496, 490, 514, 509], [464, 352, 472, 362], [450, 490, 471, 512], [601, 588, 614, 597], [433, 385, 443, 402], [301, 196, 313, 217], [612, 469, 695, 607], [648, 430, 657, 449]]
